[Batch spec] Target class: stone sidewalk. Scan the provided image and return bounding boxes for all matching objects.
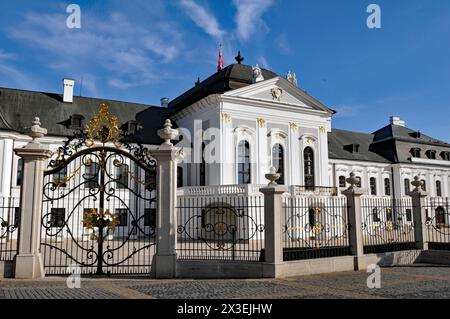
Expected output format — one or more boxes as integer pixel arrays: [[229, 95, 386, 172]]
[[1, 265, 450, 299]]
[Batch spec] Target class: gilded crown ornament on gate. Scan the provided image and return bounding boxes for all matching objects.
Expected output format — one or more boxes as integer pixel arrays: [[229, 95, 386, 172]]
[[85, 103, 122, 148]]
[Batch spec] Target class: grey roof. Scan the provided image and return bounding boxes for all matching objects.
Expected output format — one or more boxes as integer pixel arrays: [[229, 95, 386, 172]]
[[372, 124, 450, 146], [169, 64, 279, 111], [328, 129, 391, 163], [329, 125, 450, 165], [0, 87, 155, 141]]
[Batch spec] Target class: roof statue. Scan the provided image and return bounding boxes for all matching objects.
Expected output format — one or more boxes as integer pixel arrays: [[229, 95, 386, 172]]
[[287, 70, 298, 87], [252, 64, 264, 83]]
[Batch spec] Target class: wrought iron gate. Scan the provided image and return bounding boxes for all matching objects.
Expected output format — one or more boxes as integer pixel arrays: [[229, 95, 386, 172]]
[[41, 104, 157, 275]]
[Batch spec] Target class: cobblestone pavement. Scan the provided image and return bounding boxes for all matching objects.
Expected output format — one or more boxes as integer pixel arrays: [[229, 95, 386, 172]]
[[1, 265, 450, 299]]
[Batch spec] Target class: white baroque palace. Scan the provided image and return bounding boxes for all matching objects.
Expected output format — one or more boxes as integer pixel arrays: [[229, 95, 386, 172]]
[[1, 62, 450, 205]]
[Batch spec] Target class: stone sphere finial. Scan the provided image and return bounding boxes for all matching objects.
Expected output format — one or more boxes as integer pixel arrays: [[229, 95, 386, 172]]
[[265, 167, 281, 186], [411, 176, 423, 191], [346, 172, 360, 189], [158, 119, 178, 146], [28, 117, 47, 144]]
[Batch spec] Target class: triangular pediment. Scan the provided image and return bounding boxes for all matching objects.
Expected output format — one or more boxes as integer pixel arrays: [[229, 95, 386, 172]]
[[224, 77, 334, 114]]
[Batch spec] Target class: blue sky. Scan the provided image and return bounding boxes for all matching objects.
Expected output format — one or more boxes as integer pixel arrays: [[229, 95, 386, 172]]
[[0, 0, 449, 140]]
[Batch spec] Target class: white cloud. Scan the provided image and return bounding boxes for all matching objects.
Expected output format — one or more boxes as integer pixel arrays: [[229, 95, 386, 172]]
[[8, 10, 184, 94], [0, 50, 15, 60], [0, 62, 37, 90], [333, 105, 366, 118], [179, 0, 225, 42], [233, 0, 274, 41], [257, 56, 270, 69], [275, 33, 292, 55]]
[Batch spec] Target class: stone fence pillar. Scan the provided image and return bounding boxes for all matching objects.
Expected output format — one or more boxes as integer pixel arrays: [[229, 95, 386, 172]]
[[409, 176, 429, 250], [342, 173, 365, 270], [14, 118, 52, 279], [151, 120, 183, 279], [260, 168, 287, 275]]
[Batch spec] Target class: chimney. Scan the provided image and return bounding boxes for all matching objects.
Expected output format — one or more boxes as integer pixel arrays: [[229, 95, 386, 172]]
[[63, 79, 75, 103], [160, 97, 169, 108], [390, 116, 405, 127]]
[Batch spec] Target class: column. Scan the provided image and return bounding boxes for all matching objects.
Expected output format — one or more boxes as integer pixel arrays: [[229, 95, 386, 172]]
[[410, 176, 429, 250], [342, 173, 365, 269], [151, 120, 183, 279], [14, 118, 51, 279]]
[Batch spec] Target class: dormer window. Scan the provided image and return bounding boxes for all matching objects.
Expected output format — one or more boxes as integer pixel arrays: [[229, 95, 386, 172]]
[[121, 120, 141, 135], [409, 131, 422, 139], [70, 114, 84, 129], [344, 144, 360, 154], [426, 150, 437, 160], [441, 152, 450, 161], [410, 148, 421, 158], [58, 114, 85, 130]]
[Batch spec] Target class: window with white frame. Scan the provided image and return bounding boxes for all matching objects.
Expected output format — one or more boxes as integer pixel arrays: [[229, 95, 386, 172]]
[[237, 140, 251, 184], [272, 144, 285, 185]]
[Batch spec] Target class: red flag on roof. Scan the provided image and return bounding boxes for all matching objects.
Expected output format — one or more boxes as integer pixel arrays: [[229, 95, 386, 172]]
[[217, 44, 224, 72]]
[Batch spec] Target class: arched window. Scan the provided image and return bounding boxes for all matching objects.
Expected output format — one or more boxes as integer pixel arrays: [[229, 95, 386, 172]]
[[370, 177, 377, 196], [199, 142, 206, 186], [355, 176, 362, 188], [272, 144, 285, 185], [384, 178, 391, 196], [237, 141, 251, 184], [436, 181, 442, 197], [404, 179, 411, 195], [338, 176, 346, 188], [304, 147, 315, 189], [421, 180, 427, 192]]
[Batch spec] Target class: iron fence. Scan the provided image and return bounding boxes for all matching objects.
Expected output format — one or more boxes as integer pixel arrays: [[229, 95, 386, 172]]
[[425, 197, 450, 250], [282, 196, 350, 261], [0, 196, 20, 261], [361, 197, 415, 254], [176, 195, 265, 261]]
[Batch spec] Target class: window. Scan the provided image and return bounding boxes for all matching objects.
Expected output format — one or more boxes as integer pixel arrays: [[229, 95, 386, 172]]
[[272, 144, 285, 185], [16, 159, 23, 186], [13, 207, 20, 228], [436, 181, 443, 197], [49, 208, 65, 228], [372, 209, 381, 222], [384, 178, 391, 196], [177, 166, 183, 187], [410, 148, 421, 158], [406, 209, 413, 222], [421, 180, 427, 192], [404, 179, 411, 195], [304, 147, 315, 189], [344, 144, 360, 154], [308, 208, 316, 229], [237, 141, 251, 184], [115, 164, 129, 189], [145, 170, 156, 191], [441, 152, 450, 161], [370, 177, 377, 196], [426, 150, 437, 160], [386, 208, 393, 222], [116, 209, 128, 227], [84, 162, 99, 189], [338, 176, 346, 188], [436, 207, 446, 226], [53, 166, 68, 188], [356, 176, 362, 188], [199, 143, 206, 186], [144, 208, 156, 227]]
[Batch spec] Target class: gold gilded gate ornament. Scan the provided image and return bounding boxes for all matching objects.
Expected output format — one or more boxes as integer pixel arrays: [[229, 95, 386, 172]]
[[85, 103, 122, 147]]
